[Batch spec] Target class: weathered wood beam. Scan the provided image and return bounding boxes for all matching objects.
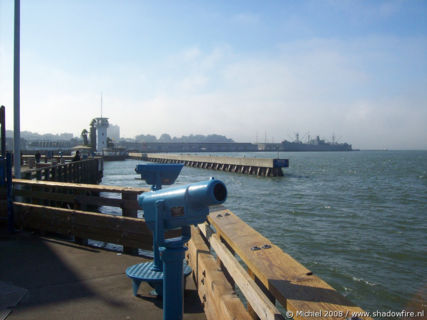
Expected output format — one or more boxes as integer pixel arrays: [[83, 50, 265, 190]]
[[12, 202, 180, 251], [13, 179, 149, 194], [187, 226, 251, 320], [198, 222, 284, 320], [208, 209, 372, 320]]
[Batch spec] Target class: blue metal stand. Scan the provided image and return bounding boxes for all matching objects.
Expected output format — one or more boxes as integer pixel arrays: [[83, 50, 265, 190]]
[[126, 261, 163, 296], [125, 260, 192, 297], [125, 201, 192, 297], [160, 245, 187, 320], [126, 176, 227, 319], [127, 164, 189, 297]]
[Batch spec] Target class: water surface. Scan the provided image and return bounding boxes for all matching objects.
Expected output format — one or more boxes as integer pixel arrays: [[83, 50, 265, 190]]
[[101, 150, 427, 315]]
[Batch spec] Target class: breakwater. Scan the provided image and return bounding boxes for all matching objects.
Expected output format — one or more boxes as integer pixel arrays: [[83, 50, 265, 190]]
[[128, 152, 289, 177]]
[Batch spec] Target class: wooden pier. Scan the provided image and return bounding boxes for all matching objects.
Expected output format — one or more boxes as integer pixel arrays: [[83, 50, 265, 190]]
[[128, 153, 289, 177], [1, 178, 372, 320], [20, 157, 103, 184]]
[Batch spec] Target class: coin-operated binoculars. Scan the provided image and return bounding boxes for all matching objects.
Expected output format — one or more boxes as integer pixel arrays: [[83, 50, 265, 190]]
[[129, 163, 185, 296], [130, 177, 227, 320], [135, 163, 184, 191]]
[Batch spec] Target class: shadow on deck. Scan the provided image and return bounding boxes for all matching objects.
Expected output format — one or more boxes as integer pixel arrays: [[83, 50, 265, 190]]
[[0, 232, 205, 320]]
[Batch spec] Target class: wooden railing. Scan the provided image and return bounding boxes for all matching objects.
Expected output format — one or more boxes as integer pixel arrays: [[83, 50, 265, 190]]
[[21, 158, 103, 184], [188, 209, 373, 320], [4, 180, 372, 320], [22, 154, 75, 165], [11, 179, 149, 253]]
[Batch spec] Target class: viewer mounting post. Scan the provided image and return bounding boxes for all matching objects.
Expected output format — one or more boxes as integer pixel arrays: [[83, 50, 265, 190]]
[[13, 0, 21, 178]]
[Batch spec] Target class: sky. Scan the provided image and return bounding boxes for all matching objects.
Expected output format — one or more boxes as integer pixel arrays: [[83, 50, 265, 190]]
[[0, 0, 426, 150]]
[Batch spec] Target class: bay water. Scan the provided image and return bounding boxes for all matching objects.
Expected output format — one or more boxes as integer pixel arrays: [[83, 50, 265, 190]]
[[101, 150, 427, 316]]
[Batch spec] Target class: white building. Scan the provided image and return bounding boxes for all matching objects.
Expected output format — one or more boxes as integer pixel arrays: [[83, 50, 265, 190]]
[[95, 117, 109, 153], [107, 124, 120, 142]]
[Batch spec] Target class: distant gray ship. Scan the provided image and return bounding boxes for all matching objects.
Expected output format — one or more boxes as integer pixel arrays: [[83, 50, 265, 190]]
[[280, 135, 354, 151]]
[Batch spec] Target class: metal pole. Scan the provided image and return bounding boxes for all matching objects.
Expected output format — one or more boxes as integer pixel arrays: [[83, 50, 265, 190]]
[[1, 106, 5, 157], [13, 0, 21, 178], [7, 153, 14, 233]]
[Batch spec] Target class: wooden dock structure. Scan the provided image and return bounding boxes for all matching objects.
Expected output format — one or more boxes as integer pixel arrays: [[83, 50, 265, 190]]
[[1, 177, 373, 320], [128, 153, 289, 177], [20, 157, 103, 184]]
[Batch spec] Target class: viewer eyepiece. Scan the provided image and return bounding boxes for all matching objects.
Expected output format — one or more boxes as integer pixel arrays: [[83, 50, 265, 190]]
[[213, 182, 227, 202]]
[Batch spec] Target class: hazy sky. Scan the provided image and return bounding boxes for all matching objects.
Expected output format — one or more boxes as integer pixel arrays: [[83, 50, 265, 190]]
[[1, 1, 426, 149]]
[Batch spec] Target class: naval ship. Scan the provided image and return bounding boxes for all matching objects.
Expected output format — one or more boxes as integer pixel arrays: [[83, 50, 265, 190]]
[[280, 134, 354, 152]]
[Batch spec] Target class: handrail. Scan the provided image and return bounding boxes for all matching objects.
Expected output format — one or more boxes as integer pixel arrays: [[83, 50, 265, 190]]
[[198, 207, 372, 320]]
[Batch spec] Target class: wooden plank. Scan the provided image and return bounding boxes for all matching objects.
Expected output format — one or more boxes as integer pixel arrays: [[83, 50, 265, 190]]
[[13, 202, 154, 250], [208, 209, 372, 320], [13, 179, 149, 194], [187, 226, 251, 320], [14, 189, 141, 210], [198, 222, 284, 320], [14, 189, 77, 203]]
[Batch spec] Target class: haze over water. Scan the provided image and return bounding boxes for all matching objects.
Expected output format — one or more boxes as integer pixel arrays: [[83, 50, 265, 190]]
[[101, 150, 427, 316]]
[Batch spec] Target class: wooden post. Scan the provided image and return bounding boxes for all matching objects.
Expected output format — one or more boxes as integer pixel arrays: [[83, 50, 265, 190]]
[[51, 166, 56, 181], [246, 268, 260, 320], [57, 165, 62, 182], [74, 189, 88, 246], [246, 268, 276, 319], [84, 160, 89, 183], [122, 191, 138, 255], [72, 162, 76, 182]]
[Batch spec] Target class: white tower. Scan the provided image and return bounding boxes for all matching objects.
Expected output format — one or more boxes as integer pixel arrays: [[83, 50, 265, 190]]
[[95, 117, 109, 153]]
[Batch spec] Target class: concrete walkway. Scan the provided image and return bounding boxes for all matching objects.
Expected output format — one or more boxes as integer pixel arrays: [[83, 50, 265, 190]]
[[0, 232, 205, 320]]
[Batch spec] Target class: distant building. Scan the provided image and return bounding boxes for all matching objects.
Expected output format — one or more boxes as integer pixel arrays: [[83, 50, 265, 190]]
[[95, 117, 109, 153], [107, 124, 120, 141]]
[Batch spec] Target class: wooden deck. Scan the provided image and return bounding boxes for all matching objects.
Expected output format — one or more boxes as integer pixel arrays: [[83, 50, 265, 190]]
[[1, 179, 373, 320], [0, 232, 205, 320]]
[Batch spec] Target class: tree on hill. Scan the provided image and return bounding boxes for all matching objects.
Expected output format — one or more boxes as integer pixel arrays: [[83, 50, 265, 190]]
[[134, 133, 234, 143], [135, 134, 157, 143], [159, 133, 172, 142]]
